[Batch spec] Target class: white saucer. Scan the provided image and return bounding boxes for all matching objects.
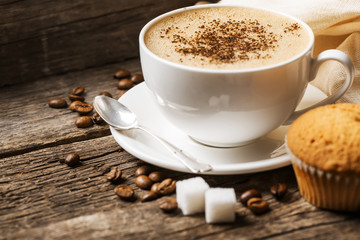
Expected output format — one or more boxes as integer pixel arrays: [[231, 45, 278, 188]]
[[110, 83, 327, 175]]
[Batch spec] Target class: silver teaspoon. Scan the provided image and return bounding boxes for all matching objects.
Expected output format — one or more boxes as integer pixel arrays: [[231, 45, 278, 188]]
[[93, 95, 212, 173]]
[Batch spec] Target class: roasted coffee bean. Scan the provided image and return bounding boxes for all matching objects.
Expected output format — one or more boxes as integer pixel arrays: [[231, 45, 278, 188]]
[[75, 116, 93, 128], [117, 90, 127, 99], [131, 73, 144, 84], [117, 78, 133, 90], [74, 102, 93, 115], [158, 198, 178, 213], [240, 189, 262, 205], [99, 91, 113, 98], [48, 98, 67, 108], [64, 153, 80, 166], [69, 101, 83, 111], [247, 197, 269, 214], [270, 183, 288, 199], [140, 191, 159, 202], [148, 171, 166, 183], [72, 86, 85, 95], [106, 167, 122, 183], [135, 165, 152, 176], [114, 69, 131, 79], [158, 178, 176, 195], [92, 112, 105, 125], [68, 93, 85, 102], [114, 184, 134, 200], [135, 175, 153, 190], [151, 182, 160, 194]]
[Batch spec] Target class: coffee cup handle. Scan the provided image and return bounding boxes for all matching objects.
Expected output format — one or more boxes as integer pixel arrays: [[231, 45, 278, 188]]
[[284, 49, 354, 125]]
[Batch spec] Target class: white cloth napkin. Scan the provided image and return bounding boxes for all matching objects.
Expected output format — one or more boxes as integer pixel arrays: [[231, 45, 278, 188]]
[[215, 0, 360, 103]]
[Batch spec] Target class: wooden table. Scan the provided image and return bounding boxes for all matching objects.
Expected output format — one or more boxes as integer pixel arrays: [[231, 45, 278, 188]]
[[1, 1, 359, 239]]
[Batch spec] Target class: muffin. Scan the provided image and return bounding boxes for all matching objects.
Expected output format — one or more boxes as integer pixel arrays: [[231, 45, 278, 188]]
[[286, 103, 360, 211]]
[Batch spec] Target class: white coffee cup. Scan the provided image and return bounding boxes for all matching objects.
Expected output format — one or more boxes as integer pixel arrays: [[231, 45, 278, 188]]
[[139, 4, 354, 147]]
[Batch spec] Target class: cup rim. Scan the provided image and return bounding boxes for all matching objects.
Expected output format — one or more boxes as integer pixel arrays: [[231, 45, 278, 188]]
[[139, 4, 315, 74]]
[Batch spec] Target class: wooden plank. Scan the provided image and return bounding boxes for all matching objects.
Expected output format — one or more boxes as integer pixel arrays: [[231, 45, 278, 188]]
[[1, 133, 359, 239], [1, 135, 358, 239], [0, 59, 141, 157], [0, 133, 237, 238], [0, 0, 217, 86], [0, 135, 132, 237], [6, 206, 359, 240]]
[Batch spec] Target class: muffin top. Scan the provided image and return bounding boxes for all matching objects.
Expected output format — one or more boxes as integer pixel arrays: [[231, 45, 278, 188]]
[[286, 103, 360, 173]]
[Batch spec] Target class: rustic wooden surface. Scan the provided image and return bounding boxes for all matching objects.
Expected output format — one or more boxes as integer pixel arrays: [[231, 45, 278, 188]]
[[0, 0, 216, 87], [1, 1, 360, 239], [1, 58, 360, 240]]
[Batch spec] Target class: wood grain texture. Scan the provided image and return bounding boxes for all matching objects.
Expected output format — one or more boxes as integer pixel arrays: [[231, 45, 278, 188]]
[[1, 136, 359, 240], [0, 59, 141, 157], [0, 0, 218, 87]]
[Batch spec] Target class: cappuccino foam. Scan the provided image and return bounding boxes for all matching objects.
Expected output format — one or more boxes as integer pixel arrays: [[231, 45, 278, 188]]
[[144, 7, 311, 70]]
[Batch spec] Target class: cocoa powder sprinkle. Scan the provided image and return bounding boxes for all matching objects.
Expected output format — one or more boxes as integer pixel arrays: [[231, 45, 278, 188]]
[[166, 18, 302, 64]]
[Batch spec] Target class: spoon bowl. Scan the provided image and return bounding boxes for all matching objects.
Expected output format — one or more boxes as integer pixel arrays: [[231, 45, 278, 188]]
[[94, 96, 137, 129]]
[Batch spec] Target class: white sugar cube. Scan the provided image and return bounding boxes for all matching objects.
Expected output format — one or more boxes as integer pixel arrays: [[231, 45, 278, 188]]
[[176, 177, 210, 215], [205, 188, 236, 223]]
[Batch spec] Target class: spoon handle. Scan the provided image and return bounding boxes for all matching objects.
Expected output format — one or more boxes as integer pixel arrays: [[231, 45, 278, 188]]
[[270, 143, 287, 158], [137, 126, 212, 173]]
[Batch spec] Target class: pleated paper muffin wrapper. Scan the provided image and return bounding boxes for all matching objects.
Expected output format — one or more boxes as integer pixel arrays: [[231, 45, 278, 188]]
[[285, 142, 360, 212]]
